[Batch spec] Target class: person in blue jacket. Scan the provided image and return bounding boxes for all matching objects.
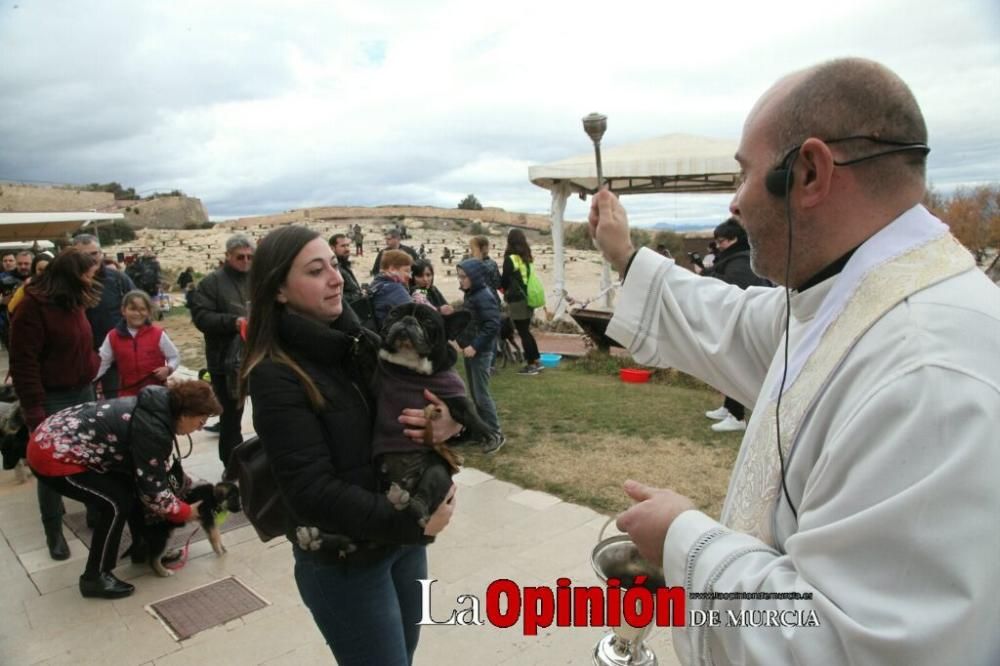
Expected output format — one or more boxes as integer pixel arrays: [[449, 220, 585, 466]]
[[455, 259, 504, 454]]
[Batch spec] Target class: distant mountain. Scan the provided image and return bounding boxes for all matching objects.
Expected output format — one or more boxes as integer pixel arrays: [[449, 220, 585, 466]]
[[642, 220, 716, 233]]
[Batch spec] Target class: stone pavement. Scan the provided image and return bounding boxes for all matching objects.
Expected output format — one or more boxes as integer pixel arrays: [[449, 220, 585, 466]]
[[0, 375, 681, 665]]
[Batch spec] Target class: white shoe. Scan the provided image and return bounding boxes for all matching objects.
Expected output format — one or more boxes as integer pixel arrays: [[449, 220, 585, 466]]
[[705, 406, 730, 420], [711, 415, 747, 432]]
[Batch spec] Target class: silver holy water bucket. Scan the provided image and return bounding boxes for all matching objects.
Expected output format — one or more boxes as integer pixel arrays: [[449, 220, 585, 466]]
[[590, 518, 665, 666]]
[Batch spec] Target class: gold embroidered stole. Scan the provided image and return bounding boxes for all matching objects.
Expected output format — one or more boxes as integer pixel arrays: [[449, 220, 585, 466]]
[[719, 234, 975, 546]]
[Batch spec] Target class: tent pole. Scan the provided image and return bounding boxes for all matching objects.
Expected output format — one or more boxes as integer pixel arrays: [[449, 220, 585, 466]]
[[550, 183, 569, 318]]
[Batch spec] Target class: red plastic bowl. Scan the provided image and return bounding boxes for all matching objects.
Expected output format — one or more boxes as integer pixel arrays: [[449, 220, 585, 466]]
[[619, 368, 653, 383]]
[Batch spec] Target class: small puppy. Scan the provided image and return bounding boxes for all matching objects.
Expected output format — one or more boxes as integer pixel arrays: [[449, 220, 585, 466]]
[[375, 303, 499, 525], [132, 481, 242, 577], [0, 393, 31, 482]]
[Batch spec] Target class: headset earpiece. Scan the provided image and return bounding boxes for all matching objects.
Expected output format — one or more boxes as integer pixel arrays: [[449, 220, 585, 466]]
[[766, 168, 792, 196]]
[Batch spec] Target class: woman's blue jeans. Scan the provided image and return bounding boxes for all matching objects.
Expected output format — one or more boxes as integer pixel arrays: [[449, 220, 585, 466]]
[[293, 544, 427, 666]]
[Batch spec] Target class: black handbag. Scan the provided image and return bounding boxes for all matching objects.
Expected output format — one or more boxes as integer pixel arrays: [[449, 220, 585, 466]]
[[230, 435, 287, 542]]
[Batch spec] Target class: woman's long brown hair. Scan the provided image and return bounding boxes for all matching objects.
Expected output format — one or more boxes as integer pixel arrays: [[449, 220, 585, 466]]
[[503, 228, 533, 264], [26, 247, 100, 310], [239, 225, 326, 410]]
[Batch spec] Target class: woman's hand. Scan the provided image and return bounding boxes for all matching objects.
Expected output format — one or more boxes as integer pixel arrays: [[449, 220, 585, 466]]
[[423, 484, 456, 536], [400, 390, 463, 444], [462, 346, 476, 358], [153, 366, 171, 381], [439, 304, 455, 316]]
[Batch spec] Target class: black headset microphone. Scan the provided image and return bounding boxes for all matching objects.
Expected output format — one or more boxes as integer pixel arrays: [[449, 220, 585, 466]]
[[761, 137, 931, 525]]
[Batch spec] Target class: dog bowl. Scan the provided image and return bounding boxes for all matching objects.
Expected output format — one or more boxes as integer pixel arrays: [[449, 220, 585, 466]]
[[620, 368, 652, 383], [539, 353, 562, 368]]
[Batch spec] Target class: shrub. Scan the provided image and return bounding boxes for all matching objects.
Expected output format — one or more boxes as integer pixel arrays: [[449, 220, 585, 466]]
[[458, 194, 483, 210], [83, 220, 136, 246]]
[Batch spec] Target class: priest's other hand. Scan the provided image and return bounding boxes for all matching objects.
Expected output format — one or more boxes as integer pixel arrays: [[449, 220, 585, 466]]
[[588, 188, 635, 275], [616, 480, 695, 566]]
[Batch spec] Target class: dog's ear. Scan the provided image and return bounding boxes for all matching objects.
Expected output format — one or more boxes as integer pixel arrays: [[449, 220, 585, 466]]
[[442, 310, 472, 341]]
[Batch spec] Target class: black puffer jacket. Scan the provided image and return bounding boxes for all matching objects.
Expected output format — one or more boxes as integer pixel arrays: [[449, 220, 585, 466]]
[[702, 239, 771, 289], [190, 265, 250, 372], [30, 385, 191, 521], [247, 308, 424, 550], [86, 265, 136, 351]]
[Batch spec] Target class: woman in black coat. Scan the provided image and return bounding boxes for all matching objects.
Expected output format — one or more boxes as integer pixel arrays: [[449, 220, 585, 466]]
[[698, 217, 771, 431], [241, 225, 458, 666]]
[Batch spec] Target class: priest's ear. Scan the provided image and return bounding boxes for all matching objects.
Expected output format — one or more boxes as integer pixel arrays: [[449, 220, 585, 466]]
[[794, 139, 836, 207]]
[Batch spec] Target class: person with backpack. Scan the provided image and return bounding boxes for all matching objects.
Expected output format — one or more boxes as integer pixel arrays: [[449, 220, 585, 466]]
[[500, 229, 544, 375], [369, 249, 415, 331]]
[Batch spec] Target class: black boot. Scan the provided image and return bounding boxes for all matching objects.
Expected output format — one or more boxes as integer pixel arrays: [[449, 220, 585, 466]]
[[79, 572, 134, 599], [44, 523, 70, 561]]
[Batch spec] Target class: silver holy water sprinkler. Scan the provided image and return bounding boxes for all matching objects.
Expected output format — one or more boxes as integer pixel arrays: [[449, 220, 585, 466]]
[[582, 112, 608, 190]]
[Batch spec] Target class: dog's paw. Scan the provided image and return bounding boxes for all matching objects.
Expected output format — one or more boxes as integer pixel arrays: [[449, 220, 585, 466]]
[[386, 482, 410, 509], [14, 459, 31, 484], [152, 563, 174, 577], [296, 526, 324, 551]]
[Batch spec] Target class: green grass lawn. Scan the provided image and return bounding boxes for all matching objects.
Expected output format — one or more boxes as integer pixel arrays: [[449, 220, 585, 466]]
[[458, 357, 742, 519]]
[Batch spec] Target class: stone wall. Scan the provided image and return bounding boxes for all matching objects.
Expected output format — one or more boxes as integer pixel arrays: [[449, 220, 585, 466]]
[[228, 204, 553, 231], [0, 184, 114, 212], [123, 196, 209, 229]]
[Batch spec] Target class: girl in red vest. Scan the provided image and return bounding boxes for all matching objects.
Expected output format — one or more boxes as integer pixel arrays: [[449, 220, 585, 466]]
[[95, 290, 179, 397]]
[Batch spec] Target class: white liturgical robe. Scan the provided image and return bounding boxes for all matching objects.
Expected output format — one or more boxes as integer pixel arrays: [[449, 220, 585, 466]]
[[607, 205, 1000, 666]]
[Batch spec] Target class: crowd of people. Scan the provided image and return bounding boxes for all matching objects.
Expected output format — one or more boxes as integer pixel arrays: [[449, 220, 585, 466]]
[[3, 56, 997, 666]]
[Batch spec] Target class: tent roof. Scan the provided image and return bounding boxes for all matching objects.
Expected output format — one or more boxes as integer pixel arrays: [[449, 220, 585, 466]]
[[0, 212, 124, 242], [529, 133, 741, 195]]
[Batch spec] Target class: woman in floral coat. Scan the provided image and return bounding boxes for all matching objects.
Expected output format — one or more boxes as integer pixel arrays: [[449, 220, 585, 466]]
[[26, 381, 221, 599]]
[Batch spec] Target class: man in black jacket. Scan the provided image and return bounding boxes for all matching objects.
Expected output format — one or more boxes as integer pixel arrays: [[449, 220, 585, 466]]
[[191, 234, 253, 469], [370, 228, 418, 277], [72, 234, 136, 398], [330, 233, 363, 304], [698, 218, 772, 432]]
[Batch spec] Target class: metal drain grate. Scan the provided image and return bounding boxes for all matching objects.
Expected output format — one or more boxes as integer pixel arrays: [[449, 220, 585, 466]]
[[147, 576, 269, 640]]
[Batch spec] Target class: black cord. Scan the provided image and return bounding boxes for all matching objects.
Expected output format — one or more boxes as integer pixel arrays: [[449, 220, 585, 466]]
[[776, 155, 800, 521]]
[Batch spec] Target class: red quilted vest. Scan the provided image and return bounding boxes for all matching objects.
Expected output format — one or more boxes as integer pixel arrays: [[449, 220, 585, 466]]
[[109, 324, 165, 397]]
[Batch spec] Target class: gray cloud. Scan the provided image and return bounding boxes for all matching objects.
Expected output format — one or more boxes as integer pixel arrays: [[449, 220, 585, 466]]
[[1, 0, 996, 225]]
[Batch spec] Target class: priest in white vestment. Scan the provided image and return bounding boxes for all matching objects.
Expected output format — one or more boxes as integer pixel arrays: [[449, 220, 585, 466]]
[[592, 58, 1000, 666]]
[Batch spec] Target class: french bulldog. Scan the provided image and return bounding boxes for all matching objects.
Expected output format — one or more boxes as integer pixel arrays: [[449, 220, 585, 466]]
[[374, 302, 500, 527]]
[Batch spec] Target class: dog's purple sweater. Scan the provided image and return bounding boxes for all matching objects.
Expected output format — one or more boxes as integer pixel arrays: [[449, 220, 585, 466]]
[[372, 360, 467, 456]]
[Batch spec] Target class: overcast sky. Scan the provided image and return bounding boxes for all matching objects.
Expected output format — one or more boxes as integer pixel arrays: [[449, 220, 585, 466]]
[[1, 0, 998, 227]]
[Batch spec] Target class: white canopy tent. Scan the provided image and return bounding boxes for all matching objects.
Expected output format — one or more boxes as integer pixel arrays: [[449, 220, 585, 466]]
[[528, 133, 741, 316], [0, 211, 125, 243]]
